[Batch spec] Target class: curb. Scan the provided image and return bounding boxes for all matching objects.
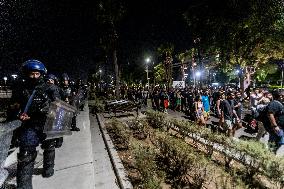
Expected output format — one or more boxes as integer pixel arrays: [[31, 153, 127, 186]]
[[95, 113, 133, 189]]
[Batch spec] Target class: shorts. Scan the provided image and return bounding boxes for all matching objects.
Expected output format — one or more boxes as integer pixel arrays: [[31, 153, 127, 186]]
[[203, 111, 210, 119], [233, 118, 240, 124], [224, 119, 233, 130]]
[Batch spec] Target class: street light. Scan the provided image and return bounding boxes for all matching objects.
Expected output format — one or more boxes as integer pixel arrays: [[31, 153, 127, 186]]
[[98, 69, 102, 92], [11, 74, 18, 79], [145, 58, 150, 89], [195, 71, 201, 87], [3, 76, 7, 85], [196, 71, 201, 77]]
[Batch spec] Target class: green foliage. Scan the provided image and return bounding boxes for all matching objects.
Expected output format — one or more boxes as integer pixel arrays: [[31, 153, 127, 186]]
[[108, 118, 131, 150], [157, 43, 174, 57], [255, 63, 278, 82], [265, 156, 284, 184], [130, 140, 165, 189], [176, 49, 194, 63], [232, 140, 272, 181], [154, 132, 247, 188], [184, 0, 284, 67], [106, 111, 284, 187], [155, 133, 201, 187], [145, 110, 167, 130], [129, 118, 150, 140], [94, 98, 105, 113], [145, 110, 284, 186], [154, 63, 166, 84], [89, 95, 105, 113]]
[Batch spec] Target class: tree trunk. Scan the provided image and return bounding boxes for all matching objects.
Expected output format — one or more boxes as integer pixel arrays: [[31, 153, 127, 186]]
[[113, 49, 120, 99]]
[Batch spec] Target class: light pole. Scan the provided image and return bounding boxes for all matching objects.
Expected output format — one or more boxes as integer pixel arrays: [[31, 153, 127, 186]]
[[145, 58, 150, 89], [99, 69, 102, 92], [3, 76, 7, 86], [99, 69, 102, 79], [196, 71, 201, 87]]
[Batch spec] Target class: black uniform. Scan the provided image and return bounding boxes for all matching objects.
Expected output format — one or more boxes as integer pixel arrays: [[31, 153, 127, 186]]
[[61, 84, 80, 131], [11, 78, 60, 189]]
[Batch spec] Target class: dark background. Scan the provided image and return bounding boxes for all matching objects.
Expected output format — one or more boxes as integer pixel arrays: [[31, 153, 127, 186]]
[[0, 0, 224, 80]]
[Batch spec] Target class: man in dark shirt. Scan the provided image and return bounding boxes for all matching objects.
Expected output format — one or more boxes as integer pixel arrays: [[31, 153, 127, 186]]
[[233, 92, 243, 132], [267, 91, 284, 153], [221, 92, 236, 137]]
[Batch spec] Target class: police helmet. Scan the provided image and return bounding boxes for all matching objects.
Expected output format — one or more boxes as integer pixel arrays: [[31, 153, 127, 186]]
[[46, 74, 57, 81], [22, 59, 47, 75], [62, 73, 69, 81]]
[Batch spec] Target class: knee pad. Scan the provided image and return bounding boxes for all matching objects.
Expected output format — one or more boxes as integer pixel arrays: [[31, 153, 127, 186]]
[[41, 139, 56, 150], [55, 137, 64, 148], [18, 149, 37, 164]]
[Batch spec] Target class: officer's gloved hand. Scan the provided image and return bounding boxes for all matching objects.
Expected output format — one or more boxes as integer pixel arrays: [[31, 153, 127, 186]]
[[19, 113, 30, 121]]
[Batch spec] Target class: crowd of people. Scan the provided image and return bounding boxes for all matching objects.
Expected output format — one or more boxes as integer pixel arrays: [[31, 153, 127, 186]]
[[6, 59, 87, 189], [108, 84, 284, 154]]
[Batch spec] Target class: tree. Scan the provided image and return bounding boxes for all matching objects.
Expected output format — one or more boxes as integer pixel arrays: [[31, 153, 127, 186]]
[[184, 0, 284, 91], [157, 43, 174, 89], [176, 50, 193, 81], [96, 0, 125, 98], [153, 63, 166, 84]]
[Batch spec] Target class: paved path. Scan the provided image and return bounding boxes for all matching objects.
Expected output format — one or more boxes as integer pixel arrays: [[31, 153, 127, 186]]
[[33, 104, 96, 189]]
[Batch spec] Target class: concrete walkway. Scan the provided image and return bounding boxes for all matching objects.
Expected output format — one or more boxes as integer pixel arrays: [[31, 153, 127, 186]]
[[32, 102, 119, 189], [3, 102, 119, 189], [33, 103, 96, 189]]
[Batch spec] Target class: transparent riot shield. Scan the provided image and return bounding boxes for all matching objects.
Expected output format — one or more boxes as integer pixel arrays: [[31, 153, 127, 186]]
[[0, 120, 21, 187], [44, 99, 77, 139]]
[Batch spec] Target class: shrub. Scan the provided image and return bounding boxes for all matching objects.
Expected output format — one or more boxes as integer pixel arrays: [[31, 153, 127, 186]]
[[108, 118, 131, 150], [155, 133, 198, 187], [145, 110, 167, 130], [265, 156, 284, 185], [130, 140, 165, 189], [129, 118, 150, 140]]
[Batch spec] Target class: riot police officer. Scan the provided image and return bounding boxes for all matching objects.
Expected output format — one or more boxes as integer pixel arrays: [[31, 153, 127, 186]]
[[10, 60, 59, 189], [60, 73, 80, 131], [45, 74, 64, 148]]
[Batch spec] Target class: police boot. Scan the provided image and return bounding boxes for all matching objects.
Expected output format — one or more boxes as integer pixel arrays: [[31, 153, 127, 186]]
[[17, 149, 37, 189], [41, 141, 55, 178], [55, 137, 63, 148], [70, 116, 80, 132]]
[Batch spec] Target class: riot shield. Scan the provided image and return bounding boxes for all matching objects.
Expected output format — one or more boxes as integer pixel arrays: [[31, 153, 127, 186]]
[[44, 99, 77, 139], [72, 89, 86, 111]]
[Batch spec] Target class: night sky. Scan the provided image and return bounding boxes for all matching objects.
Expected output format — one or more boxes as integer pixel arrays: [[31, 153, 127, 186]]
[[0, 0, 204, 79]]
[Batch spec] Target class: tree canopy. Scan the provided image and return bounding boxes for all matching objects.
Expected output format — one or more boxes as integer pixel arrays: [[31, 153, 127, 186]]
[[184, 0, 284, 67]]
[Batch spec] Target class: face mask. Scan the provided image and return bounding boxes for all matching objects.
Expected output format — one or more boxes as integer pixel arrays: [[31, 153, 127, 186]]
[[27, 77, 40, 86]]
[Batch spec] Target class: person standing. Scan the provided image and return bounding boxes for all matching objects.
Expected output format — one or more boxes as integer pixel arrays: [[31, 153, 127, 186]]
[[60, 73, 80, 132], [220, 92, 235, 137], [267, 91, 284, 154], [201, 90, 210, 121], [45, 74, 64, 148], [232, 91, 243, 136], [160, 88, 169, 113], [10, 60, 59, 189], [175, 91, 182, 111], [194, 95, 206, 126], [151, 89, 160, 111]]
